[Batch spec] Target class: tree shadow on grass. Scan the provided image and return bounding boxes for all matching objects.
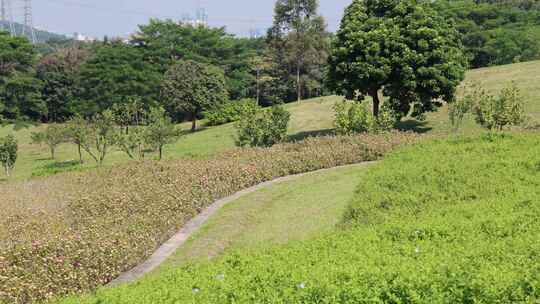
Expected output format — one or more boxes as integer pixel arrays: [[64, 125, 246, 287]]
[[396, 119, 433, 134], [288, 129, 335, 142]]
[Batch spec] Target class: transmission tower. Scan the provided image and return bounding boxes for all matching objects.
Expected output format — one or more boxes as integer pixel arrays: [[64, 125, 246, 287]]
[[21, 0, 36, 43], [0, 0, 15, 36]]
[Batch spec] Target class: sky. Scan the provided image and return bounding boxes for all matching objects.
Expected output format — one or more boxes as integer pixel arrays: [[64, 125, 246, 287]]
[[27, 0, 352, 38]]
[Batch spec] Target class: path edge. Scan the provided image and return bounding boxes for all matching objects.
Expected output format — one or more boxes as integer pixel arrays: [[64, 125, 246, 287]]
[[109, 161, 376, 285]]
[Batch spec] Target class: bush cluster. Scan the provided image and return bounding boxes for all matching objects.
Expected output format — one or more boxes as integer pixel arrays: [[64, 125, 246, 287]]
[[59, 133, 540, 304], [204, 99, 259, 126], [235, 105, 291, 147], [0, 132, 419, 303], [334, 101, 397, 135]]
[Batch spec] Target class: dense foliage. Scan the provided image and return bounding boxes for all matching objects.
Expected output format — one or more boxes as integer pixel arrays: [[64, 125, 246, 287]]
[[334, 101, 397, 135], [58, 133, 540, 304], [433, 0, 540, 68], [0, 132, 419, 303], [204, 99, 259, 126], [328, 0, 467, 117], [161, 60, 228, 131], [235, 105, 291, 147]]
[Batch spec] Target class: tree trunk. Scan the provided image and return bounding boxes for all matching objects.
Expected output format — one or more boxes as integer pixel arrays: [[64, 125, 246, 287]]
[[158, 146, 163, 161], [296, 64, 301, 102], [370, 89, 381, 117], [191, 116, 197, 132], [256, 67, 260, 106], [4, 164, 9, 177], [51, 147, 56, 160], [77, 144, 83, 164]]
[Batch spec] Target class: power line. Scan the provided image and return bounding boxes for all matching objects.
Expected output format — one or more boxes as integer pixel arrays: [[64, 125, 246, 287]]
[[22, 0, 36, 43]]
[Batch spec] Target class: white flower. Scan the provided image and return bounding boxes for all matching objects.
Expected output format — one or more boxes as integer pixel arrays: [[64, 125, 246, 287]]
[[192, 288, 200, 294], [415, 246, 421, 254], [298, 282, 306, 289]]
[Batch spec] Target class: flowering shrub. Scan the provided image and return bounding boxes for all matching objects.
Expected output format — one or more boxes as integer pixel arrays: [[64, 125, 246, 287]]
[[0, 132, 419, 303], [334, 100, 397, 135]]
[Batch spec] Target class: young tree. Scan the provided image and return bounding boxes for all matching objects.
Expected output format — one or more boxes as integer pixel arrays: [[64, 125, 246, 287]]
[[144, 107, 182, 160], [236, 105, 290, 147], [473, 83, 527, 131], [161, 60, 228, 131], [268, 0, 329, 102], [0, 134, 17, 177], [65, 115, 91, 164], [31, 124, 67, 160], [81, 110, 117, 166], [328, 0, 467, 118]]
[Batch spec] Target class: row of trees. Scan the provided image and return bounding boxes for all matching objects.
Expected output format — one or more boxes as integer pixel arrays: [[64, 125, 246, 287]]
[[31, 104, 181, 166]]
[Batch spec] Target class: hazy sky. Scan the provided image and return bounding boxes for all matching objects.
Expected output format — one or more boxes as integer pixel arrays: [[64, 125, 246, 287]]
[[28, 0, 352, 38]]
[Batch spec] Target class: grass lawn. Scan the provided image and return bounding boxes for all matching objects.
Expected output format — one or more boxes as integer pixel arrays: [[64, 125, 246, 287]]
[[156, 163, 373, 270]]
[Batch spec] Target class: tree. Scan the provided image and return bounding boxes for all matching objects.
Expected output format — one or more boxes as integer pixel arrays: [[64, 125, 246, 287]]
[[81, 110, 117, 166], [0, 32, 44, 121], [65, 115, 91, 164], [328, 0, 467, 118], [36, 47, 90, 122], [268, 0, 330, 102], [0, 134, 17, 177], [77, 41, 161, 116], [144, 107, 182, 160], [161, 60, 228, 131], [133, 20, 264, 100], [31, 124, 67, 160]]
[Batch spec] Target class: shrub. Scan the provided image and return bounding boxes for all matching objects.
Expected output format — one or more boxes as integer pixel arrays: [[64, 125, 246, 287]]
[[448, 87, 474, 132], [0, 132, 419, 303], [59, 133, 540, 304], [334, 101, 397, 135], [204, 99, 259, 126], [0, 134, 17, 177], [235, 105, 290, 147], [472, 82, 527, 131]]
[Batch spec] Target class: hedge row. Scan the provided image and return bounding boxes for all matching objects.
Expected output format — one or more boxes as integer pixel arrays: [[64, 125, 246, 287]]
[[0, 132, 419, 303]]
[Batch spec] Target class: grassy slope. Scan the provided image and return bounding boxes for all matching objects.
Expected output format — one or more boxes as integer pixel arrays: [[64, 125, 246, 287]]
[[157, 164, 372, 270], [0, 96, 341, 182], [2, 59, 540, 181], [60, 133, 540, 303]]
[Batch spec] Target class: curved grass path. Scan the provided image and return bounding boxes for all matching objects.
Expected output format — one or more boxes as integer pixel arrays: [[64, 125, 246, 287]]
[[111, 162, 375, 285]]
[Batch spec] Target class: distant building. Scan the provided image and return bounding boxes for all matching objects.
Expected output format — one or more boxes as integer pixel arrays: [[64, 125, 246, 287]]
[[73, 32, 96, 42]]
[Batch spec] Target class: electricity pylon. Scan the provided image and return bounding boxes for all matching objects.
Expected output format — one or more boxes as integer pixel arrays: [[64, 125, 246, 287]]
[[0, 0, 15, 36], [21, 0, 36, 43]]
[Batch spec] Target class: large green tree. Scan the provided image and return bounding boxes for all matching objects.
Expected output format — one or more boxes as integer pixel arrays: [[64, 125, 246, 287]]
[[0, 32, 44, 120], [328, 0, 467, 117], [161, 60, 228, 131], [268, 0, 330, 102], [36, 47, 90, 122], [133, 20, 263, 100], [77, 41, 161, 116]]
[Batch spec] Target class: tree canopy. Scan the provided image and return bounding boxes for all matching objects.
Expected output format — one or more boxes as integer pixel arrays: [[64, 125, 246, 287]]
[[328, 0, 467, 117], [161, 60, 228, 131]]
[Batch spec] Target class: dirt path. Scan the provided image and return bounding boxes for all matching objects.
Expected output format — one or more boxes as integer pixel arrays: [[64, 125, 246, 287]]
[[110, 162, 376, 285]]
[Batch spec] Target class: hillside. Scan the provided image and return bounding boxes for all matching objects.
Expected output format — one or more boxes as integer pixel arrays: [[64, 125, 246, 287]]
[[2, 60, 540, 182]]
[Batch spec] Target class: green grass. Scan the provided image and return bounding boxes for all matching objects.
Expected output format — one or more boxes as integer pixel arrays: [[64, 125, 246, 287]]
[[158, 163, 372, 269], [59, 132, 540, 304], [3, 60, 540, 182]]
